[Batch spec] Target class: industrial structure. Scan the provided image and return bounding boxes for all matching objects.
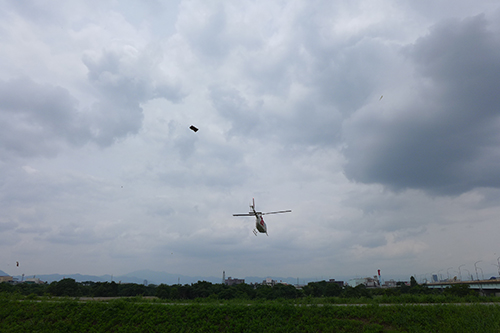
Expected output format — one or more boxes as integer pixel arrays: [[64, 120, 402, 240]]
[[426, 279, 500, 296], [225, 277, 245, 286]]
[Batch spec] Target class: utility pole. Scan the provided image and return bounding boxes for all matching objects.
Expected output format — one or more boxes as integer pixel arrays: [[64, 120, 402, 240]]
[[458, 265, 465, 281], [474, 261, 483, 296]]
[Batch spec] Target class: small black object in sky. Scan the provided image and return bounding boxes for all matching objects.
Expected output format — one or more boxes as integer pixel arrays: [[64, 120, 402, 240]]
[[190, 125, 199, 132]]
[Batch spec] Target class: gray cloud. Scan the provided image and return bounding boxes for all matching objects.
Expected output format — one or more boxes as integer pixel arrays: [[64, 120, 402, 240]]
[[209, 85, 263, 137], [0, 77, 91, 158], [44, 224, 113, 245], [83, 44, 186, 146], [2, 0, 500, 280], [343, 14, 500, 195], [0, 220, 17, 233], [0, 42, 187, 160], [180, 4, 229, 60]]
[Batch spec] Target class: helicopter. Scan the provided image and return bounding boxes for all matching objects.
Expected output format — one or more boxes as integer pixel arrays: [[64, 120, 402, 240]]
[[233, 198, 291, 235]]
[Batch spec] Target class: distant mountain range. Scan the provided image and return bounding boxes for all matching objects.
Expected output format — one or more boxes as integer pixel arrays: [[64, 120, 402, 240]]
[[2, 268, 423, 285], [1, 268, 337, 285]]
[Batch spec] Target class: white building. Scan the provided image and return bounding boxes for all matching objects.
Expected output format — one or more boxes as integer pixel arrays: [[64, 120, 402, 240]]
[[347, 277, 379, 288], [24, 277, 44, 284]]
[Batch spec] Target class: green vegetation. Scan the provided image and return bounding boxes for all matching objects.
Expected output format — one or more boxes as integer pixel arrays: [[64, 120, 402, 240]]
[[1, 296, 500, 332], [0, 279, 500, 332], [2, 277, 500, 331]]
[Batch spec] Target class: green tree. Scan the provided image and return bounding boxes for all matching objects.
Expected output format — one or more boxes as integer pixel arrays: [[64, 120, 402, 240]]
[[272, 284, 300, 299], [217, 286, 236, 300], [169, 285, 180, 299], [255, 285, 274, 299], [342, 284, 371, 298], [233, 283, 256, 299], [191, 281, 214, 298], [48, 278, 80, 297], [0, 282, 15, 293], [177, 284, 193, 299], [118, 283, 148, 296], [156, 284, 171, 299], [410, 276, 418, 287], [303, 281, 326, 297], [92, 281, 119, 297], [444, 284, 474, 297], [324, 282, 342, 297]]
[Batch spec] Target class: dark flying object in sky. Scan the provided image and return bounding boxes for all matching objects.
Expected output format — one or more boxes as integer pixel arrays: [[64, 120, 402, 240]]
[[379, 95, 383, 100], [16, 261, 19, 267], [189, 125, 199, 132]]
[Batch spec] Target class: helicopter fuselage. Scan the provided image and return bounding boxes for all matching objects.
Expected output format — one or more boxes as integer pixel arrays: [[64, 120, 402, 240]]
[[255, 214, 267, 234]]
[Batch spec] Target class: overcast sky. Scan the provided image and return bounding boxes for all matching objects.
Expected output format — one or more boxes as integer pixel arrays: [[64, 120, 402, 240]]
[[2, 0, 500, 283]]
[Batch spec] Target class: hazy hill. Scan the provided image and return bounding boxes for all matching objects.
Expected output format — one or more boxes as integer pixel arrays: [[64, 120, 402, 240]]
[[5, 269, 344, 285], [5, 269, 318, 285], [2, 269, 413, 286], [8, 270, 220, 285]]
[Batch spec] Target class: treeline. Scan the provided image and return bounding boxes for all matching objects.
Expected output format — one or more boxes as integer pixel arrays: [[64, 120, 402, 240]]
[[0, 276, 478, 300], [0, 279, 156, 298]]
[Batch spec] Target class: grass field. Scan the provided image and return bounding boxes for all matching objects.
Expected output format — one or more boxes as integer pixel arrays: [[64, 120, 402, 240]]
[[2, 295, 500, 332]]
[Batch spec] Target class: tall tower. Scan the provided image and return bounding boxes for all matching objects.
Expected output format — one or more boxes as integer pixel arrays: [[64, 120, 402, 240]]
[[222, 271, 225, 284]]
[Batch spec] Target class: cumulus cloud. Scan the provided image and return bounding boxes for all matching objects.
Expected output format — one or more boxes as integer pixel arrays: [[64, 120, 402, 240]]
[[2, 0, 500, 280], [0, 77, 91, 158], [0, 43, 187, 159], [83, 43, 186, 146], [342, 14, 500, 195]]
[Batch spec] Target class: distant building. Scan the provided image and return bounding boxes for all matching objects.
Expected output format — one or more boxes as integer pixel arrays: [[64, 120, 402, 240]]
[[24, 277, 44, 284], [275, 280, 288, 285], [0, 276, 13, 283], [348, 277, 379, 288], [225, 277, 245, 286], [262, 278, 276, 286], [326, 279, 344, 287], [381, 279, 398, 288], [348, 278, 365, 287]]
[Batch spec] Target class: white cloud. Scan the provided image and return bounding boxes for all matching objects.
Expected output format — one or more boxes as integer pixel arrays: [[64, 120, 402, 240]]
[[1, 0, 500, 280]]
